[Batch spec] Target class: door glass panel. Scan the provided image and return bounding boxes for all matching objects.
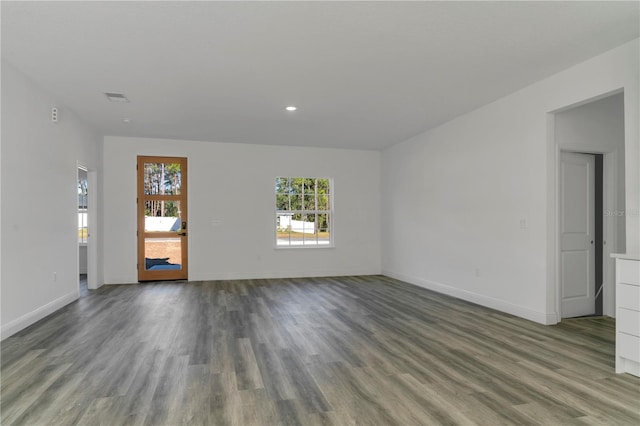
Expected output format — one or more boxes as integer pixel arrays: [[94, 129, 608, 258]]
[[144, 237, 182, 271], [144, 201, 181, 232], [143, 162, 182, 195]]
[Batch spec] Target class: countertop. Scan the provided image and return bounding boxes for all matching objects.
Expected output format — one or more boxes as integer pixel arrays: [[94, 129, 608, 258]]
[[611, 253, 640, 261]]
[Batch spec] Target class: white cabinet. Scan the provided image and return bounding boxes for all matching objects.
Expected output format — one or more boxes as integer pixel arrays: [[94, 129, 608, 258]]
[[613, 254, 640, 377]]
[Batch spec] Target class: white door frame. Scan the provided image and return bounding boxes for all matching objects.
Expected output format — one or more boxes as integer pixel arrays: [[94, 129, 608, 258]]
[[87, 169, 99, 290], [76, 163, 87, 297], [550, 98, 623, 321], [77, 162, 100, 291]]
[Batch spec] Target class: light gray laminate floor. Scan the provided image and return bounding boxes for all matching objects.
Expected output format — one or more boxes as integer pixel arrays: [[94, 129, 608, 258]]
[[1, 275, 639, 425]]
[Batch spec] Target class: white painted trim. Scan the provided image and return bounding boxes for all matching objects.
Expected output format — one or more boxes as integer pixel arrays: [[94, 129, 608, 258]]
[[1, 291, 78, 340], [546, 112, 560, 323], [104, 275, 139, 285], [77, 163, 101, 290], [87, 170, 100, 290], [551, 92, 624, 320], [553, 142, 562, 320], [273, 245, 336, 250], [383, 269, 557, 325], [603, 151, 618, 317], [190, 268, 379, 281]]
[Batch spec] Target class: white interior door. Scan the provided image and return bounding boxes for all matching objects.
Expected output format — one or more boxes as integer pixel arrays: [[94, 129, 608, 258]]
[[560, 152, 595, 318]]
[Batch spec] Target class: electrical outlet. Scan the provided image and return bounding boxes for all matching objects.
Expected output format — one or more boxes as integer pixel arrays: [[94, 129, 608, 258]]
[[475, 268, 481, 277], [53, 272, 57, 281], [520, 218, 528, 229]]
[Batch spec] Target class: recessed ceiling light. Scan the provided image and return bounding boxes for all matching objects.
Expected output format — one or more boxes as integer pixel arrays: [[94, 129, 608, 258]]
[[104, 92, 129, 102], [285, 106, 297, 112], [123, 118, 131, 123]]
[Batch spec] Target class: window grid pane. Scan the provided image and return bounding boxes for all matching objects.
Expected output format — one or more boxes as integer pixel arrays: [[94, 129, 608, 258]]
[[276, 177, 332, 247]]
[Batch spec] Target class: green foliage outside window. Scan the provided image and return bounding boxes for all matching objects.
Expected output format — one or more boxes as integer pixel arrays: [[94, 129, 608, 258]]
[[144, 163, 182, 217], [276, 177, 331, 232], [276, 177, 331, 247]]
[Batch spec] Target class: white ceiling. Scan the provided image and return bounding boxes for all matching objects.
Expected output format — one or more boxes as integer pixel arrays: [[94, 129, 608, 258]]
[[2, 1, 638, 151]]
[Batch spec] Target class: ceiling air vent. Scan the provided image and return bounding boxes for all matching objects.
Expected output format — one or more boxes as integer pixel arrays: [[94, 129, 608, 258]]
[[104, 92, 129, 102]]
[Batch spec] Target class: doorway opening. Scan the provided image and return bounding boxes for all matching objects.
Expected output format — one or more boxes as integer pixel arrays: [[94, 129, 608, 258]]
[[553, 91, 625, 321], [77, 165, 89, 297]]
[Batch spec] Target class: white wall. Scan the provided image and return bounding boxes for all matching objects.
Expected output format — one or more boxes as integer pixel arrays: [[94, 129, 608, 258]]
[[381, 39, 639, 324], [102, 136, 381, 283], [79, 245, 88, 274], [1, 60, 101, 338]]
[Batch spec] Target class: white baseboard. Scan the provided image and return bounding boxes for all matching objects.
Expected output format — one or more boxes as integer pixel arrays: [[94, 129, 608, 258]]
[[1, 291, 78, 340], [104, 276, 138, 285], [382, 269, 556, 325], [185, 268, 382, 282]]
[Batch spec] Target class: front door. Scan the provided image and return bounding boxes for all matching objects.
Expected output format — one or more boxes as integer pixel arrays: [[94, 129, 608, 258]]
[[137, 156, 188, 281], [560, 151, 595, 318]]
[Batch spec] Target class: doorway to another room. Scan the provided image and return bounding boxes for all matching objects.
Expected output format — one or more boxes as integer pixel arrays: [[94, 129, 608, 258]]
[[554, 91, 625, 320], [77, 166, 89, 297]]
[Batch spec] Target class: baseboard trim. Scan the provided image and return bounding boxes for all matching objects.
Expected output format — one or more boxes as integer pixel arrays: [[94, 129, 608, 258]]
[[1, 291, 78, 340], [382, 269, 555, 325], [189, 268, 380, 282], [105, 269, 381, 284]]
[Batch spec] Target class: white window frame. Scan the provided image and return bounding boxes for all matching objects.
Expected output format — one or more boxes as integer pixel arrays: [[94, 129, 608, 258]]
[[275, 177, 334, 249]]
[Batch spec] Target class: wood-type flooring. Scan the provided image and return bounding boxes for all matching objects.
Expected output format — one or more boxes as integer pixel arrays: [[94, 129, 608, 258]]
[[2, 275, 639, 425]]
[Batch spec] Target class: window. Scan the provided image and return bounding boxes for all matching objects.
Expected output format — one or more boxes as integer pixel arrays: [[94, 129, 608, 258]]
[[276, 177, 332, 247], [78, 175, 88, 244]]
